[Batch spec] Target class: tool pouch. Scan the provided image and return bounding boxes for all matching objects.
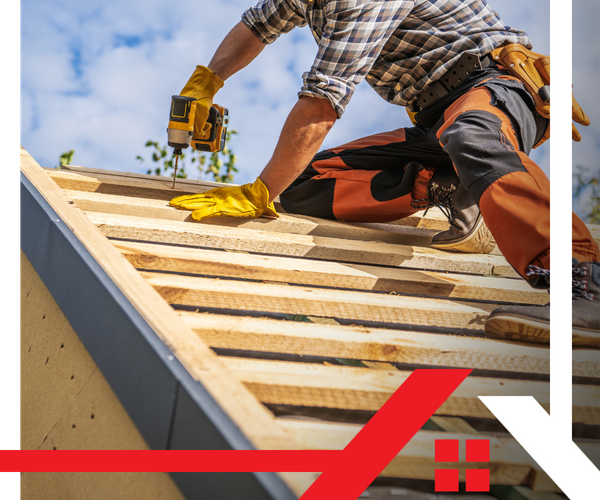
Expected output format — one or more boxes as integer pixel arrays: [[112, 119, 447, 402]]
[[491, 44, 549, 118], [491, 44, 551, 147], [492, 45, 591, 147]]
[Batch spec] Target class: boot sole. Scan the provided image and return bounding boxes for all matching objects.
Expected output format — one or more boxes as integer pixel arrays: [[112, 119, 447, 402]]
[[430, 215, 496, 254], [485, 314, 600, 348]]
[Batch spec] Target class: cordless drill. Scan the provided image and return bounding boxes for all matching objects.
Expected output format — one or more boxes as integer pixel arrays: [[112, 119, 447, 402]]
[[167, 95, 229, 188]]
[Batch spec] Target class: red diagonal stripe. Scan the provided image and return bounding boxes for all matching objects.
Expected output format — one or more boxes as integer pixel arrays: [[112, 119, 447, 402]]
[[2, 368, 470, 500], [299, 369, 471, 499]]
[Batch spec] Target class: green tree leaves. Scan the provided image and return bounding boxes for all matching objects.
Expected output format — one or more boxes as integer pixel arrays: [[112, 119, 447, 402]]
[[573, 165, 600, 224], [137, 130, 238, 183], [57, 149, 75, 169]]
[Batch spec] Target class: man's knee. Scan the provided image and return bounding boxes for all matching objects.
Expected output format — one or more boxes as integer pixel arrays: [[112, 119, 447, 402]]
[[438, 110, 528, 204], [279, 173, 337, 219], [440, 110, 508, 159]]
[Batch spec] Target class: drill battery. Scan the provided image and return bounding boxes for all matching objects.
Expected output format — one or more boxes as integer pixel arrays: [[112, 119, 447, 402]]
[[192, 103, 229, 153]]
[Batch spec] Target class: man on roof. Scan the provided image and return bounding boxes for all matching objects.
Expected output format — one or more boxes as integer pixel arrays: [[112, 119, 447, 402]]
[[170, 0, 600, 346]]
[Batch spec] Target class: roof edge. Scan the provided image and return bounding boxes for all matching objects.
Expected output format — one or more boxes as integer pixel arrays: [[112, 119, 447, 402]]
[[21, 168, 298, 500]]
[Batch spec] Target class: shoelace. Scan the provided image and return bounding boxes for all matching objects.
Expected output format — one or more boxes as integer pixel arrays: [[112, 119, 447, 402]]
[[418, 180, 459, 228], [572, 265, 594, 301], [525, 264, 594, 301]]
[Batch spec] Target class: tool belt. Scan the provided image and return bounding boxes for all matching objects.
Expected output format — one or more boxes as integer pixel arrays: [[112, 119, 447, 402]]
[[414, 52, 495, 111], [412, 45, 589, 148]]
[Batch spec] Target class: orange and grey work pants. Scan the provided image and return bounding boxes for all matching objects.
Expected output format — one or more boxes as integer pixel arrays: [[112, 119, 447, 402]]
[[280, 73, 600, 284]]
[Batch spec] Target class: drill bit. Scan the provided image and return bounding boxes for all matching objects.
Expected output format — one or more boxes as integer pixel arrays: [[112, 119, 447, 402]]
[[172, 154, 179, 189], [172, 149, 182, 189]]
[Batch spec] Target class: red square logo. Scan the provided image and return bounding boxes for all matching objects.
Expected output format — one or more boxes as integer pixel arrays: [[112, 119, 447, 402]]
[[466, 469, 490, 491], [435, 469, 459, 492], [466, 439, 490, 462], [435, 439, 459, 462]]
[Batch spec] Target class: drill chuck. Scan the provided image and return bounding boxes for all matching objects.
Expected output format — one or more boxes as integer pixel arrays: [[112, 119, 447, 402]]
[[167, 95, 197, 151], [167, 127, 192, 151]]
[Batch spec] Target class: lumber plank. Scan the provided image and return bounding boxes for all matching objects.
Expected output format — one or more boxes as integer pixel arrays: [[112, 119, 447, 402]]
[[88, 211, 519, 277], [362, 214, 449, 230], [24, 151, 600, 494], [54, 168, 445, 246], [52, 167, 600, 245], [63, 188, 438, 247], [277, 420, 541, 487], [55, 165, 226, 190], [141, 271, 495, 330], [21, 149, 315, 495], [423, 414, 557, 493], [220, 357, 599, 425], [429, 416, 480, 434], [177, 312, 600, 379], [114, 240, 547, 304], [292, 214, 440, 243], [47, 165, 448, 231], [279, 420, 598, 492]]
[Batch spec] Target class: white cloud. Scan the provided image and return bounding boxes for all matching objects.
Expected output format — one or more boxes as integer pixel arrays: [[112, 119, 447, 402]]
[[22, 0, 598, 221]]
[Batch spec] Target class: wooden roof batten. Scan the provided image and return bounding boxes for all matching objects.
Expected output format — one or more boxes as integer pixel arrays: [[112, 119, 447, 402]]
[[20, 146, 600, 499], [21, 147, 305, 499]]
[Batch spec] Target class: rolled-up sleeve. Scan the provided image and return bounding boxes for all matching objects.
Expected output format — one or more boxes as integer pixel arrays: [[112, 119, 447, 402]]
[[300, 0, 412, 117], [242, 0, 307, 45]]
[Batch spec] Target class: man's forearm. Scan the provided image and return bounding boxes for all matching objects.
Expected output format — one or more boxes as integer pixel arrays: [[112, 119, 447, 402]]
[[208, 21, 266, 80], [259, 96, 338, 203], [205, 23, 337, 203]]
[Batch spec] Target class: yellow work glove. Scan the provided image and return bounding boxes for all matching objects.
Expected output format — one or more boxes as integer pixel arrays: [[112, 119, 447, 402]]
[[180, 65, 224, 138], [572, 92, 590, 142], [169, 177, 279, 221]]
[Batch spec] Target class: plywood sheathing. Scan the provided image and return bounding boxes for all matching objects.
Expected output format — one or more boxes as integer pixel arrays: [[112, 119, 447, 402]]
[[21, 251, 184, 500]]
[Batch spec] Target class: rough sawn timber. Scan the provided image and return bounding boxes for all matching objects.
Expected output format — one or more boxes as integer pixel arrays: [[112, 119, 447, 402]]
[[116, 240, 547, 304], [88, 211, 519, 277], [176, 312, 599, 379], [142, 271, 494, 330], [21, 148, 313, 497], [27, 156, 600, 498]]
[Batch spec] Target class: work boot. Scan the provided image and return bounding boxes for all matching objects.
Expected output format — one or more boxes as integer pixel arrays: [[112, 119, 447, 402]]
[[423, 168, 495, 254], [484, 261, 600, 348]]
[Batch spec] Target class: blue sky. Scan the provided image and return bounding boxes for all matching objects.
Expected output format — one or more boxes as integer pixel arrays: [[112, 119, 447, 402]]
[[20, 0, 599, 220]]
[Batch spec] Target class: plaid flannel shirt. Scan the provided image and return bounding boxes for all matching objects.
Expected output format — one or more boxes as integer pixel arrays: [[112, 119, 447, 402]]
[[242, 0, 532, 117]]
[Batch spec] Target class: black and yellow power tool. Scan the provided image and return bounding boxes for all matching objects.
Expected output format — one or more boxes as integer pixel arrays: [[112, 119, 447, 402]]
[[167, 95, 229, 188]]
